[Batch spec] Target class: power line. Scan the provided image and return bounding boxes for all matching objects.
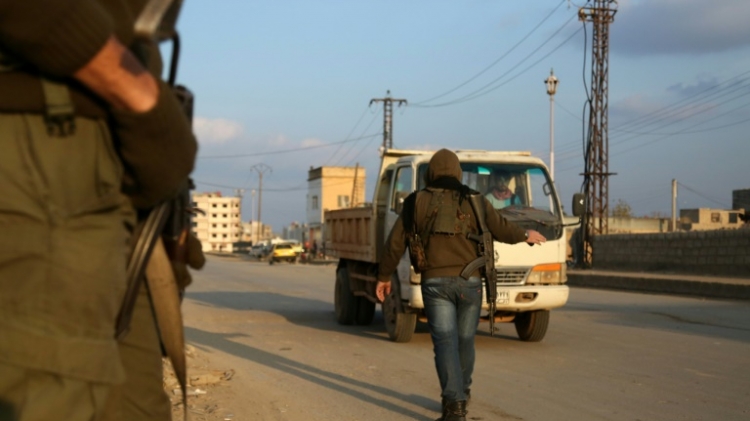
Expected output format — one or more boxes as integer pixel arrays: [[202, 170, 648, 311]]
[[678, 182, 729, 208], [324, 105, 373, 166], [413, 14, 580, 108], [412, 0, 567, 106], [198, 133, 382, 159], [332, 108, 382, 166]]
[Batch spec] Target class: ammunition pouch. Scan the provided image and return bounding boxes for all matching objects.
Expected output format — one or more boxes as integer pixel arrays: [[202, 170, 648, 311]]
[[407, 232, 427, 273]]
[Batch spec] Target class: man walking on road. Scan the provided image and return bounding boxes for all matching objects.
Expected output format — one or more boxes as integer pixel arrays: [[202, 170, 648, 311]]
[[375, 149, 545, 421]]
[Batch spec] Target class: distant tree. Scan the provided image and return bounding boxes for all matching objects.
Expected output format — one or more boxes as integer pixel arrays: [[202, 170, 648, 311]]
[[610, 199, 633, 218], [646, 211, 669, 219]]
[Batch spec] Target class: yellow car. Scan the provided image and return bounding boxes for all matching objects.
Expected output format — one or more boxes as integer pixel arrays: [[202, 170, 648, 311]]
[[269, 243, 297, 264]]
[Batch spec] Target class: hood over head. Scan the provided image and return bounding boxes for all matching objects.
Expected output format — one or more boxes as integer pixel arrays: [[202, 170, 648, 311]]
[[427, 148, 462, 183]]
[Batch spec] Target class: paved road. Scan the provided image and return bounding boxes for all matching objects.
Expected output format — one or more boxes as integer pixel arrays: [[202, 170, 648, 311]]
[[182, 255, 750, 421]]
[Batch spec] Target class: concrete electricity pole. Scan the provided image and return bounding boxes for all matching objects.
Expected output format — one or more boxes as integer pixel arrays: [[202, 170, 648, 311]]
[[545, 68, 559, 181], [234, 188, 245, 243], [578, 0, 617, 268], [251, 163, 272, 243], [370, 90, 407, 149], [672, 179, 678, 232]]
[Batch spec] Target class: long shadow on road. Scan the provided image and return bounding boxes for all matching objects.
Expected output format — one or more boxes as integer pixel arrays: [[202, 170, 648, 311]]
[[185, 326, 436, 421], [185, 290, 431, 341]]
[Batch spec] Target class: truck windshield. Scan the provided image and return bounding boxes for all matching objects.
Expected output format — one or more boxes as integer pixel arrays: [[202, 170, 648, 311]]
[[417, 162, 562, 227]]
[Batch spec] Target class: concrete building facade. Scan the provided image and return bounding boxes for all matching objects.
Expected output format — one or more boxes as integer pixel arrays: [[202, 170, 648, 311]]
[[306, 166, 366, 243], [240, 221, 273, 245], [679, 208, 744, 231], [192, 192, 242, 252]]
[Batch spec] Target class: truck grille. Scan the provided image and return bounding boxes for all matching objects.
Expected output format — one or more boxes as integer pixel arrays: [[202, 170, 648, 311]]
[[496, 268, 528, 285]]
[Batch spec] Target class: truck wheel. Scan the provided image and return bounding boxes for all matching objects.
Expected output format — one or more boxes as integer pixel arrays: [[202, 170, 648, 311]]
[[335, 267, 357, 325], [355, 297, 375, 326], [514, 310, 550, 342], [382, 280, 416, 343]]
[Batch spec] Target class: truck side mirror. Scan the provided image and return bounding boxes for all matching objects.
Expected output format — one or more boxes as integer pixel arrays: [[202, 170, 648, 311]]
[[572, 193, 585, 217], [394, 194, 406, 215]]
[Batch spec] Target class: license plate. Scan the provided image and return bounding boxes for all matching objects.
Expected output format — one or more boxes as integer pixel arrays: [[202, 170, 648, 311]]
[[495, 290, 509, 305]]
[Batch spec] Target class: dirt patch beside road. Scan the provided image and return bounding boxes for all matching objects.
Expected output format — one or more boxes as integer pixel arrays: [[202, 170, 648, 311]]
[[164, 344, 237, 421]]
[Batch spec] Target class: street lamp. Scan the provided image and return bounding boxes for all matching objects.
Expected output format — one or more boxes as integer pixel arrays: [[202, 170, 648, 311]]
[[545, 68, 559, 181]]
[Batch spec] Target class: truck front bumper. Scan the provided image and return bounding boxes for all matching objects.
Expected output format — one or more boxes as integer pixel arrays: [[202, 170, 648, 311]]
[[408, 284, 569, 312]]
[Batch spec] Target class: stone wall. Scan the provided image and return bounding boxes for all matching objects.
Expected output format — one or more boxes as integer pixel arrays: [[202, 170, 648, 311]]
[[593, 228, 750, 277]]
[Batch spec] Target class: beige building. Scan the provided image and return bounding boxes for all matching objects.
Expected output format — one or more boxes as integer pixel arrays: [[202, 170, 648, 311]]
[[240, 221, 273, 245], [307, 166, 366, 242], [192, 192, 242, 252], [679, 208, 744, 231]]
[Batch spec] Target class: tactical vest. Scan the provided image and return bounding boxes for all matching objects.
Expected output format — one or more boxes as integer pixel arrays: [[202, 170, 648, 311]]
[[406, 187, 473, 272]]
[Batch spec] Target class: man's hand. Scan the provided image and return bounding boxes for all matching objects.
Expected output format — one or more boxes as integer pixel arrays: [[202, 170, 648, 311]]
[[73, 36, 159, 112], [525, 229, 547, 246], [375, 280, 392, 303]]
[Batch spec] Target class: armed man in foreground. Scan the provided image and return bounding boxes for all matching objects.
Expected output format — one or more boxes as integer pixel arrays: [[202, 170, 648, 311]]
[[0, 0, 197, 420], [376, 149, 546, 421]]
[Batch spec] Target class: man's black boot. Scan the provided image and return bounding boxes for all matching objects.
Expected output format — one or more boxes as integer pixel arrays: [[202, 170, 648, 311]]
[[442, 390, 471, 411], [436, 400, 467, 421]]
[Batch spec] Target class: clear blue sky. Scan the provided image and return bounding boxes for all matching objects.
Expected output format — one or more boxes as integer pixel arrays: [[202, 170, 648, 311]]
[[170, 0, 750, 231]]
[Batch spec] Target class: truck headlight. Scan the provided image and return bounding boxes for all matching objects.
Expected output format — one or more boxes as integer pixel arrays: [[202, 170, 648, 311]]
[[525, 263, 566, 284]]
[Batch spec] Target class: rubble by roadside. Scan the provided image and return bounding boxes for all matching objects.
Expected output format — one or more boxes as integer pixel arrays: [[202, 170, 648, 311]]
[[163, 344, 236, 421]]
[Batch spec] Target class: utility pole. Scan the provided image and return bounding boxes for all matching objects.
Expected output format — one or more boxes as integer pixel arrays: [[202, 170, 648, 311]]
[[234, 188, 245, 244], [251, 164, 272, 243], [672, 179, 678, 232], [350, 163, 359, 208], [578, 1, 617, 268], [370, 90, 407, 149], [545, 68, 559, 181], [250, 189, 256, 243]]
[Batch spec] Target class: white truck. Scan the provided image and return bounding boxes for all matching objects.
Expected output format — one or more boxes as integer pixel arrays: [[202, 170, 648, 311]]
[[324, 148, 570, 342]]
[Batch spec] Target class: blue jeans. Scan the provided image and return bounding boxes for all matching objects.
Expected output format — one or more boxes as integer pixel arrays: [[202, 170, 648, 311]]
[[421, 276, 482, 403]]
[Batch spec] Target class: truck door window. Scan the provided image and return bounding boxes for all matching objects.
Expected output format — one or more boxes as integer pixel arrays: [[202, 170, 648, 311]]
[[376, 169, 394, 207], [391, 166, 413, 212]]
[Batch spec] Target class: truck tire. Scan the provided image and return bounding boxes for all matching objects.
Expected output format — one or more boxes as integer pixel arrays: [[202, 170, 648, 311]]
[[335, 267, 357, 325], [355, 297, 375, 326], [514, 310, 550, 342], [382, 279, 416, 343]]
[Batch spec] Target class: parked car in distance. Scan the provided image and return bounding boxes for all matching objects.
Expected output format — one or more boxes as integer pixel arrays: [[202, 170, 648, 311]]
[[250, 244, 269, 258], [269, 243, 297, 264]]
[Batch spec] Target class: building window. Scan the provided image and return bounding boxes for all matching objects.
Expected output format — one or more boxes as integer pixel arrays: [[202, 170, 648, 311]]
[[223, 204, 227, 208], [729, 213, 738, 224], [212, 224, 216, 228], [223, 214, 227, 218], [212, 204, 217, 208], [312, 195, 319, 210], [192, 222, 197, 227], [711, 212, 721, 223], [222, 234, 227, 238], [338, 195, 350, 208], [211, 234, 217, 238], [212, 214, 217, 218]]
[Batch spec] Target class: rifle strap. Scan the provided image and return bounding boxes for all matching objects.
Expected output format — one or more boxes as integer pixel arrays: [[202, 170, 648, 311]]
[[116, 202, 171, 340], [145, 238, 188, 420]]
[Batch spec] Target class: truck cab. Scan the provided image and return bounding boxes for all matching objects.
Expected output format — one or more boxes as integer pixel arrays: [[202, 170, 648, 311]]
[[326, 148, 570, 343]]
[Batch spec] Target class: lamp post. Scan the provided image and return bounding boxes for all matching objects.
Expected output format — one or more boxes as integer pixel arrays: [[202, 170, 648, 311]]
[[545, 68, 559, 181]]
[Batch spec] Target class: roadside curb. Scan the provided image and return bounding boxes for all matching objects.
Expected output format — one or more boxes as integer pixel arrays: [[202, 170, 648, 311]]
[[567, 270, 750, 300]]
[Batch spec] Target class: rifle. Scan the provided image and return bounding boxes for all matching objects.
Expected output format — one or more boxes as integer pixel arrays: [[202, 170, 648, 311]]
[[461, 194, 498, 336], [114, 0, 195, 418]]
